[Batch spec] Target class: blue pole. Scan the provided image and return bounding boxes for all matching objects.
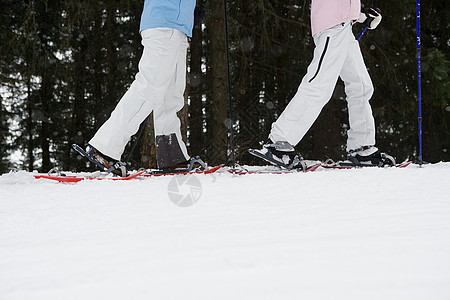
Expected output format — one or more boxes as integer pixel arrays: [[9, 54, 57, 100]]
[[357, 27, 368, 41], [416, 0, 423, 164]]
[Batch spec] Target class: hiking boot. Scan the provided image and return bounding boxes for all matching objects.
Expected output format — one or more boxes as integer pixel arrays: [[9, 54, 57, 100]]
[[249, 140, 306, 170], [86, 144, 127, 177], [348, 146, 396, 167]]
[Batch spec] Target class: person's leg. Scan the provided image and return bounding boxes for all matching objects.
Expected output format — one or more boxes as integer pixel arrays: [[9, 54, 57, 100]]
[[339, 33, 376, 152], [269, 22, 353, 146], [89, 28, 182, 160], [153, 30, 191, 168], [338, 31, 397, 166]]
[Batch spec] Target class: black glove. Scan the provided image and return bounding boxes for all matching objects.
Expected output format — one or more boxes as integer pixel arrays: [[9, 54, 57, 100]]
[[194, 4, 206, 26], [358, 6, 382, 30]]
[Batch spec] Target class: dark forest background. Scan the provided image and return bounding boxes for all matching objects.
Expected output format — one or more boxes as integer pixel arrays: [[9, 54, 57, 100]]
[[0, 0, 448, 173]]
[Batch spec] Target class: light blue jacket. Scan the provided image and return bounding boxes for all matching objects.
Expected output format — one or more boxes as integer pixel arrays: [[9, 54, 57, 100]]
[[140, 0, 197, 37]]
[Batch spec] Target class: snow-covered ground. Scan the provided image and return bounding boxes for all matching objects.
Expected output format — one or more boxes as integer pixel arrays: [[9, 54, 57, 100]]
[[1, 163, 450, 300]]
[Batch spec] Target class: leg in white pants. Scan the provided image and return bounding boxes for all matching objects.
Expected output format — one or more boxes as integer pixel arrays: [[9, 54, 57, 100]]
[[153, 37, 190, 167], [89, 28, 190, 161], [269, 22, 376, 151], [340, 39, 376, 151]]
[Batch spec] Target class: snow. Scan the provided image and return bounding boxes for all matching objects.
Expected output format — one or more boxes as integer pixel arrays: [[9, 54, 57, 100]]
[[1, 163, 450, 300]]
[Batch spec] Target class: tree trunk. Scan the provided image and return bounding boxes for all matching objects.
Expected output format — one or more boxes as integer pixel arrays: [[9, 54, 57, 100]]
[[140, 114, 157, 169], [177, 51, 189, 147], [26, 78, 34, 172], [0, 96, 9, 173], [71, 44, 87, 171], [311, 83, 345, 161], [188, 24, 204, 157], [39, 63, 52, 172], [206, 1, 228, 165]]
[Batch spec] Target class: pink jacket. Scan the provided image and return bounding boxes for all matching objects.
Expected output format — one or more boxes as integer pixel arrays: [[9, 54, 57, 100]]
[[311, 0, 361, 36]]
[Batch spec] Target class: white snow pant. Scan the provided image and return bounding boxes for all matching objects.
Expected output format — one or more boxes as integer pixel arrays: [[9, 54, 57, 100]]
[[89, 28, 190, 161], [269, 22, 376, 151]]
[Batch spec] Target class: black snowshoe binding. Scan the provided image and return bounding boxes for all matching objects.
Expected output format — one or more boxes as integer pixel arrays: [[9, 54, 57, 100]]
[[347, 146, 396, 167], [148, 156, 207, 175], [72, 144, 127, 177], [248, 140, 306, 171]]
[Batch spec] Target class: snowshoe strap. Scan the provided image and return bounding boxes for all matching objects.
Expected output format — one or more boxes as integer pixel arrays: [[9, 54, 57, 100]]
[[188, 156, 207, 171], [106, 161, 127, 177], [48, 167, 62, 176], [348, 145, 375, 154], [287, 155, 307, 171], [380, 153, 396, 167], [347, 155, 363, 166], [266, 141, 295, 152]]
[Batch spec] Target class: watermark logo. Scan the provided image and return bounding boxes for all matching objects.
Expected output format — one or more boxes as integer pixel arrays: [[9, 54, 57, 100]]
[[167, 175, 202, 207]]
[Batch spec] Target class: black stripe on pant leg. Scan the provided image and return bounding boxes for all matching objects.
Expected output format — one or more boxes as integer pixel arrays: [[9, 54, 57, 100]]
[[308, 36, 331, 83]]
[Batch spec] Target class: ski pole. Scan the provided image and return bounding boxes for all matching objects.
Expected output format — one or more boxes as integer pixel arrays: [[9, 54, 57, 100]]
[[416, 0, 423, 164], [357, 27, 368, 41]]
